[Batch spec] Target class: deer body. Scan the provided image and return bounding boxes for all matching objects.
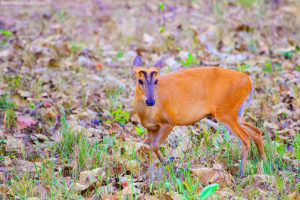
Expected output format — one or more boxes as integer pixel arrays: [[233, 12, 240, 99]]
[[132, 56, 265, 178], [135, 67, 251, 127]]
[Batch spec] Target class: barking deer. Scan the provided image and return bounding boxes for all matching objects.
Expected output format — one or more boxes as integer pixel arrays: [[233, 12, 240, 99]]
[[132, 55, 265, 178]]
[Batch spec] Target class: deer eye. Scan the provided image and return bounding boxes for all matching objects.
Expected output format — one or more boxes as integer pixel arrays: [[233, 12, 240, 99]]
[[138, 79, 143, 85], [154, 80, 158, 85]]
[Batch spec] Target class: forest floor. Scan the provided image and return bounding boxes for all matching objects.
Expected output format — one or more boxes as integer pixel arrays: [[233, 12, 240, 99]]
[[0, 0, 299, 199]]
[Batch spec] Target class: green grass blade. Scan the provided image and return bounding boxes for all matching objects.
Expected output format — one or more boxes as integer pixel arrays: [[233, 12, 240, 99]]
[[199, 183, 219, 200]]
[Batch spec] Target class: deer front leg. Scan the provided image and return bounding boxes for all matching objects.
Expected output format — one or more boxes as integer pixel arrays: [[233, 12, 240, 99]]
[[148, 124, 172, 179], [148, 131, 155, 180], [153, 124, 173, 163]]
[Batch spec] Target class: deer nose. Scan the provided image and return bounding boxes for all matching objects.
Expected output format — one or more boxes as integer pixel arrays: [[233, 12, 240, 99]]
[[145, 99, 155, 106]]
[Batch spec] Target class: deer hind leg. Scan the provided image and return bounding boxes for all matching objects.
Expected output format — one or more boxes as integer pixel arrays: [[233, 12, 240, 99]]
[[240, 119, 266, 160], [218, 117, 251, 178], [237, 101, 265, 160]]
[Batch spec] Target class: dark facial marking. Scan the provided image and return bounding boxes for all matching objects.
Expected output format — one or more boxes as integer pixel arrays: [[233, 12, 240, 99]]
[[140, 70, 148, 81], [138, 70, 157, 106], [138, 79, 143, 85], [150, 71, 157, 80]]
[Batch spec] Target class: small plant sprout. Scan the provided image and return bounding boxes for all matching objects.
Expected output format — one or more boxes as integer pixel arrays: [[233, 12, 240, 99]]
[[236, 63, 250, 73], [135, 126, 146, 135], [158, 2, 166, 10], [112, 104, 130, 126], [106, 87, 123, 109], [0, 29, 12, 36], [158, 2, 166, 34], [0, 94, 16, 128], [263, 59, 273, 73], [57, 9, 66, 19], [176, 178, 200, 200], [238, 0, 257, 8], [199, 183, 219, 200], [180, 52, 199, 67], [159, 26, 165, 33], [117, 50, 124, 58], [282, 51, 292, 59]]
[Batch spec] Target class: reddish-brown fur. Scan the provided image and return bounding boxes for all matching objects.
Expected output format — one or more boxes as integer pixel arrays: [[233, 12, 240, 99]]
[[133, 64, 265, 178]]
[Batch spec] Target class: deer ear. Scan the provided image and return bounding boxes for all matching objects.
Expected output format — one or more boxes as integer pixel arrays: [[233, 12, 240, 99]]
[[133, 55, 142, 67], [153, 56, 164, 69]]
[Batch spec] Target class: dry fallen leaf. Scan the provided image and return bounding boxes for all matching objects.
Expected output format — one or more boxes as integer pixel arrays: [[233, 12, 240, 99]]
[[34, 133, 48, 141], [18, 90, 31, 98], [0, 128, 4, 139], [213, 188, 236, 199], [27, 197, 41, 200], [190, 166, 234, 186], [17, 115, 37, 129], [243, 174, 277, 188], [5, 135, 24, 153], [0, 184, 8, 194], [162, 191, 184, 200], [121, 185, 141, 199], [0, 172, 5, 184], [125, 160, 139, 174], [15, 160, 37, 173], [144, 195, 160, 200], [75, 167, 105, 193], [101, 193, 121, 200], [42, 100, 52, 107]]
